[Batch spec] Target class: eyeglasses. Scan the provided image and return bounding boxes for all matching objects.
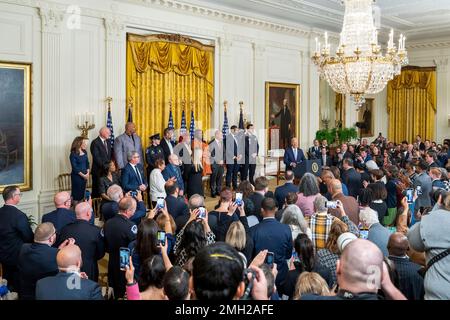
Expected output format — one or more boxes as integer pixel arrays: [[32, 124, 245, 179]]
[[14, 193, 23, 197]]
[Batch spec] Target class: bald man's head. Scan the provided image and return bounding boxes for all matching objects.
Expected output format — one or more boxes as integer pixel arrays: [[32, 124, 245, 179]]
[[337, 239, 384, 293], [387, 232, 409, 257], [54, 191, 71, 209], [99, 127, 111, 139], [75, 202, 92, 221], [57, 245, 82, 271], [329, 179, 343, 195]]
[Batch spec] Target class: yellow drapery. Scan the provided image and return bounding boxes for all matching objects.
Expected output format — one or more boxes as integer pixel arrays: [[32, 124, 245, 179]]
[[387, 67, 436, 142], [126, 34, 214, 144]]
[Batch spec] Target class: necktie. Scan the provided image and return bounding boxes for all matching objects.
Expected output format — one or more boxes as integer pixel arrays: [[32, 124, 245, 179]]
[[104, 139, 108, 154], [134, 165, 142, 185], [131, 134, 135, 147], [293, 148, 297, 161]]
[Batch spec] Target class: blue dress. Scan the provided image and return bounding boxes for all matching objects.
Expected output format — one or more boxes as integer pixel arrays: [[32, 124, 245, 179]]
[[70, 151, 89, 201]]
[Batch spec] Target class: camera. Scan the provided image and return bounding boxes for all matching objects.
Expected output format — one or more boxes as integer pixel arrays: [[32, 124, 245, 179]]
[[325, 201, 338, 209], [265, 252, 274, 268], [403, 188, 414, 204], [156, 198, 165, 210], [119, 247, 130, 271], [157, 230, 166, 246], [416, 186, 423, 196], [198, 207, 206, 219], [235, 193, 243, 206]]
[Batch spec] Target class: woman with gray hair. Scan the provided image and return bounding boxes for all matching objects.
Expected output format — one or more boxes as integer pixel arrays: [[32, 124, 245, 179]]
[[296, 173, 321, 216], [281, 205, 311, 240]]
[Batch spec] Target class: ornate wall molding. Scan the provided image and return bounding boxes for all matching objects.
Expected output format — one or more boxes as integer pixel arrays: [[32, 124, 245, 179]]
[[434, 57, 449, 72], [104, 16, 126, 41], [407, 41, 450, 50], [39, 6, 65, 33]]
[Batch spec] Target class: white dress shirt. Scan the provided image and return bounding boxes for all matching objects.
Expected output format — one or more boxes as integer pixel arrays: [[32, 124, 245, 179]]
[[149, 168, 166, 201]]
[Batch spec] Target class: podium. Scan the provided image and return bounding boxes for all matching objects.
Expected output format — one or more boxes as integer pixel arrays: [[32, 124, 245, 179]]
[[293, 159, 322, 179]]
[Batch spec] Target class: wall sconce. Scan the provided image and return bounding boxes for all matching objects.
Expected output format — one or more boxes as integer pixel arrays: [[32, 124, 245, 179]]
[[76, 112, 95, 138]]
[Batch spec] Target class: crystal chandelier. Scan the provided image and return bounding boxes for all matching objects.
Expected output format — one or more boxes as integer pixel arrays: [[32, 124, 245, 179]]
[[312, 0, 408, 108]]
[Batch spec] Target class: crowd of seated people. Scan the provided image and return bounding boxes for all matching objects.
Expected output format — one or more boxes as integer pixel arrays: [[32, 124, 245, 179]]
[[1, 129, 449, 301]]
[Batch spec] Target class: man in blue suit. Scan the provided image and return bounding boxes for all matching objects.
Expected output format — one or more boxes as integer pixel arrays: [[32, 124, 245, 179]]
[[250, 197, 293, 288], [274, 170, 298, 210], [101, 184, 146, 224], [18, 222, 74, 300], [36, 244, 103, 300], [225, 125, 243, 190], [121, 150, 148, 193], [283, 137, 306, 171], [41, 191, 76, 232], [162, 154, 184, 196], [164, 181, 189, 220]]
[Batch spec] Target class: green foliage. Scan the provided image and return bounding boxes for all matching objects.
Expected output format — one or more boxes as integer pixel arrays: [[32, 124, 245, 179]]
[[315, 127, 358, 144]]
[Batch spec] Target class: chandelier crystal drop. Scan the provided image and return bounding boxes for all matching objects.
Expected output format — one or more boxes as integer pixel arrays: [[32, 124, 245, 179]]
[[312, 0, 408, 108]]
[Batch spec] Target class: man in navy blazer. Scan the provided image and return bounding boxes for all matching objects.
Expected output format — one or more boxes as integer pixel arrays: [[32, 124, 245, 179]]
[[250, 197, 293, 288], [162, 154, 184, 195], [18, 222, 61, 300], [164, 181, 189, 220], [121, 150, 148, 193], [41, 191, 76, 232], [36, 244, 103, 300], [101, 184, 146, 224], [160, 127, 176, 164], [319, 147, 333, 167], [283, 137, 306, 171], [274, 170, 298, 210]]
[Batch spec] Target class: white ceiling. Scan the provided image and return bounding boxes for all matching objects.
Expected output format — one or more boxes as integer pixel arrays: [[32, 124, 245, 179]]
[[171, 0, 450, 42]]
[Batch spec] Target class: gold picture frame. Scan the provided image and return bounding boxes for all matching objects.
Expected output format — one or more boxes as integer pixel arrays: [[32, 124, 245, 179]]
[[265, 82, 300, 152], [358, 98, 374, 138], [0, 61, 32, 192]]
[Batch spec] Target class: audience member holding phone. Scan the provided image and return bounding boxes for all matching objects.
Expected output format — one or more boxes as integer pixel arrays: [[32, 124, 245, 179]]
[[208, 189, 241, 241], [173, 200, 215, 268]]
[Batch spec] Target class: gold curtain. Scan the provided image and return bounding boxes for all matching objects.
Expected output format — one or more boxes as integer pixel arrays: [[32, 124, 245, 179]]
[[387, 68, 436, 142], [335, 93, 346, 127], [126, 34, 214, 144]]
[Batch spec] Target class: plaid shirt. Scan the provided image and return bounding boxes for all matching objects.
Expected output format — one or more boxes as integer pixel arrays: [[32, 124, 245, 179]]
[[305, 213, 336, 251], [317, 249, 339, 286]]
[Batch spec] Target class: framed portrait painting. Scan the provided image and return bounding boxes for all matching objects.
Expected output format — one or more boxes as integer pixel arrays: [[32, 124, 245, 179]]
[[358, 98, 374, 138], [265, 82, 300, 151], [0, 62, 32, 192]]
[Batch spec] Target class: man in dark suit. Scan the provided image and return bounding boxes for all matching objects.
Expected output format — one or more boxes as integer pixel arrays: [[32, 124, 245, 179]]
[[41, 191, 76, 232], [160, 127, 176, 164], [241, 124, 259, 185], [101, 184, 146, 224], [248, 176, 272, 221], [90, 127, 112, 198], [165, 181, 189, 220], [225, 125, 243, 190], [121, 150, 148, 193], [308, 139, 321, 159], [56, 202, 105, 282], [103, 197, 138, 299], [283, 137, 306, 171], [209, 130, 225, 197], [18, 222, 60, 300], [35, 244, 103, 300], [341, 143, 354, 160], [0, 186, 34, 291], [356, 147, 372, 165], [271, 98, 292, 149], [387, 233, 424, 300], [319, 147, 332, 167], [274, 170, 298, 210], [425, 150, 440, 169], [162, 154, 184, 196], [341, 158, 362, 198], [250, 197, 293, 288]]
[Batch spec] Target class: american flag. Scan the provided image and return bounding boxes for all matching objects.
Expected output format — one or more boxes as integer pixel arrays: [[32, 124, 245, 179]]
[[222, 108, 229, 141], [127, 106, 133, 123], [180, 109, 187, 135], [168, 107, 174, 130], [107, 105, 115, 150], [189, 110, 195, 141], [238, 107, 244, 130]]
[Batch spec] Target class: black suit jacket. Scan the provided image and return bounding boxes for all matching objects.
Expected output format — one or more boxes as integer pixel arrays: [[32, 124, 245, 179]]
[[274, 182, 298, 210], [0, 205, 34, 266], [342, 168, 362, 198], [308, 146, 321, 159], [248, 192, 265, 221], [283, 147, 306, 170], [319, 155, 333, 167], [56, 220, 105, 282], [36, 272, 103, 300], [166, 194, 189, 220], [160, 138, 175, 164], [41, 208, 76, 233], [90, 137, 112, 175], [18, 243, 59, 300], [101, 200, 146, 225]]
